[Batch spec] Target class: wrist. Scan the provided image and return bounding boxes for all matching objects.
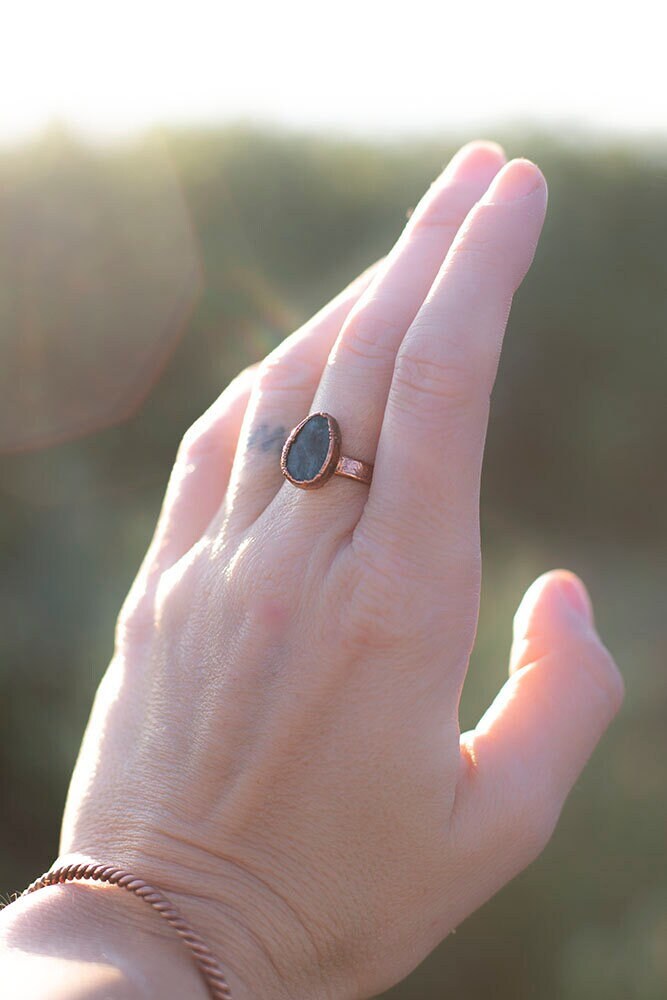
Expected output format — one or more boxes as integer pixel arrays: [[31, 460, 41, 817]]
[[51, 850, 315, 999], [0, 881, 207, 999]]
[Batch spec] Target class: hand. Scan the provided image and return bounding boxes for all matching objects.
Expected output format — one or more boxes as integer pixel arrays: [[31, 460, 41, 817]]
[[52, 142, 623, 998]]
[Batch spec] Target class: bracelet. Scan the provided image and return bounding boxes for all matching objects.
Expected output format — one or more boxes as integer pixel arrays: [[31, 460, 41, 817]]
[[21, 861, 233, 999]]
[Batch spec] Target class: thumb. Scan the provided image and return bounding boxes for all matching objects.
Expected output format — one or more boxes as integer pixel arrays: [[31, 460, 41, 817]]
[[455, 570, 624, 877]]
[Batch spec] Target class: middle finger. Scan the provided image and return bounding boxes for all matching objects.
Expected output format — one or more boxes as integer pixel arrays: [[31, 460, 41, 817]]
[[269, 141, 506, 528]]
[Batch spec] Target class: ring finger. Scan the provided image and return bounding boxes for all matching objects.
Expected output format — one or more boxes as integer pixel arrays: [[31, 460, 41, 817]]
[[215, 260, 381, 540]]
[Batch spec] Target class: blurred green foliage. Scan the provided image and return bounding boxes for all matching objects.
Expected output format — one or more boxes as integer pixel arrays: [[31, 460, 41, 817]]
[[0, 127, 665, 998]]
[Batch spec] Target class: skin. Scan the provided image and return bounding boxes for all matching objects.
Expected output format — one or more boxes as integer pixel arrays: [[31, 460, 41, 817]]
[[0, 142, 624, 999]]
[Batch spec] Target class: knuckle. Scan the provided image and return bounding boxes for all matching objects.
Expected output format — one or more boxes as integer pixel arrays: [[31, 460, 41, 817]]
[[154, 561, 192, 628], [445, 212, 526, 297], [255, 351, 319, 398], [517, 631, 625, 718], [360, 505, 480, 587], [343, 581, 408, 656], [445, 222, 509, 285], [257, 349, 321, 397], [115, 586, 156, 651], [340, 531, 442, 657], [153, 545, 209, 632], [449, 231, 498, 269], [336, 306, 404, 369], [229, 534, 299, 628], [408, 207, 461, 241], [343, 525, 480, 668], [177, 421, 209, 463], [391, 340, 479, 415], [408, 180, 483, 239], [581, 638, 626, 716]]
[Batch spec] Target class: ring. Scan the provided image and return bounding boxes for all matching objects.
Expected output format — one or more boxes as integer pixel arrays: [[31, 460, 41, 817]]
[[281, 413, 373, 490]]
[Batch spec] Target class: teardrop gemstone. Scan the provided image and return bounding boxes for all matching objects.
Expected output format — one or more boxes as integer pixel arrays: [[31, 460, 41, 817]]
[[283, 413, 338, 486]]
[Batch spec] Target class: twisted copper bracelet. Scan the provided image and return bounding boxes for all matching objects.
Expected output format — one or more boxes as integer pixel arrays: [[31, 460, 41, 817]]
[[22, 861, 232, 999]]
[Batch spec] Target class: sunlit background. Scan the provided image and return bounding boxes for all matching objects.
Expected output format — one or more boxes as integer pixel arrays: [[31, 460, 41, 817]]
[[3, 0, 667, 140], [1, 4, 666, 998]]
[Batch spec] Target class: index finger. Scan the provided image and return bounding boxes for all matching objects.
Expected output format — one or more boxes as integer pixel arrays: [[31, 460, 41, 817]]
[[361, 159, 547, 586]]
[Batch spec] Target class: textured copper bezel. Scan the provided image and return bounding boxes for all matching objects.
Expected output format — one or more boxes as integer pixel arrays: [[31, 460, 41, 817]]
[[280, 412, 342, 489]]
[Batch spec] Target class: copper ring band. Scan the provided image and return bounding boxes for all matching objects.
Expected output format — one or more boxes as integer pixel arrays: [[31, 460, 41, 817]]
[[334, 454, 373, 485], [281, 412, 373, 490]]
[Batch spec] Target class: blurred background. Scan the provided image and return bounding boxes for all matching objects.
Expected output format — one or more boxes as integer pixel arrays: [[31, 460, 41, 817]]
[[1, 3, 666, 997]]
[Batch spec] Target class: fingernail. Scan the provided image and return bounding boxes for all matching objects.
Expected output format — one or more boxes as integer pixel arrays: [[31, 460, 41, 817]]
[[483, 158, 544, 203], [557, 575, 594, 625], [441, 140, 506, 186]]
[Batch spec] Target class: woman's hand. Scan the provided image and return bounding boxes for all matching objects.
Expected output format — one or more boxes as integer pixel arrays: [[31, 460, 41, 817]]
[[48, 142, 623, 998]]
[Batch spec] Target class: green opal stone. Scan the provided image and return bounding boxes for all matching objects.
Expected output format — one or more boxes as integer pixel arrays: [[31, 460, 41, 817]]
[[286, 414, 331, 482]]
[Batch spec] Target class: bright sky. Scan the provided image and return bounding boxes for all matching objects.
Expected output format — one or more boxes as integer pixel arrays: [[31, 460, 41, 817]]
[[2, 0, 663, 140]]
